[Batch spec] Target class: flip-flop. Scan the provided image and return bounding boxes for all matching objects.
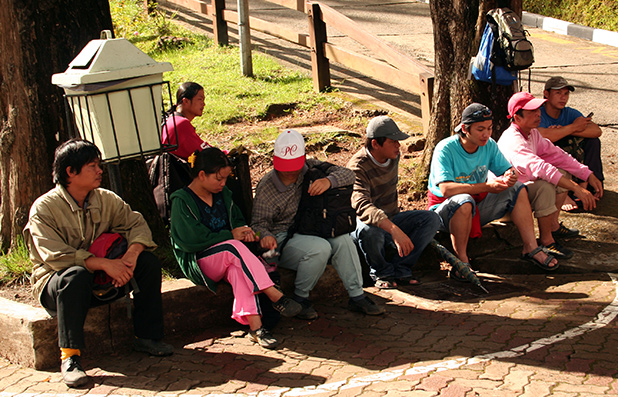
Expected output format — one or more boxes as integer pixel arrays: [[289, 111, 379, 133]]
[[395, 276, 421, 286], [375, 278, 397, 289], [521, 246, 559, 271]]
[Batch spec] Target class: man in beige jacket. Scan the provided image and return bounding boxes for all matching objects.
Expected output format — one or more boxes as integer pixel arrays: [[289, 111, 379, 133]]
[[24, 139, 172, 388]]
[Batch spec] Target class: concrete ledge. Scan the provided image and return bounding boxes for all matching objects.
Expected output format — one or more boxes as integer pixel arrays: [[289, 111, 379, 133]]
[[0, 267, 346, 370], [522, 11, 618, 48]]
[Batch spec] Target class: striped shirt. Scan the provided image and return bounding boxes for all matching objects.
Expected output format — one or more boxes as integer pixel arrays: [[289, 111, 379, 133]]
[[347, 148, 400, 227]]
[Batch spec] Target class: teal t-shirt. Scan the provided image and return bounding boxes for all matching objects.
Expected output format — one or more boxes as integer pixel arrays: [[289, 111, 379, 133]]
[[428, 135, 512, 198]]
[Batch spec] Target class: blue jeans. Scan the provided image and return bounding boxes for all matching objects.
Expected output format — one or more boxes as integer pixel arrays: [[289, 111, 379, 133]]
[[351, 210, 441, 281]]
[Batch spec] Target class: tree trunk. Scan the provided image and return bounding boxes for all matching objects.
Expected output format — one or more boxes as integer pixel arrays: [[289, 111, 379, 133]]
[[0, 0, 172, 255], [0, 0, 113, 252], [420, 0, 522, 183]]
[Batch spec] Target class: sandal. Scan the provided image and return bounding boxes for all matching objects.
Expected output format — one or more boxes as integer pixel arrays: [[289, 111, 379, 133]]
[[521, 246, 559, 271], [395, 276, 421, 286], [375, 278, 397, 289], [449, 263, 472, 283]]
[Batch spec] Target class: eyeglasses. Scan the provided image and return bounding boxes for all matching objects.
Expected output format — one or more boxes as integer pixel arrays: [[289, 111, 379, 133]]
[[470, 108, 492, 119]]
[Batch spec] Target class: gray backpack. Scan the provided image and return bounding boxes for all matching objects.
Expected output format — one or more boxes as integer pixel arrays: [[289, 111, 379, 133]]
[[487, 8, 534, 71]]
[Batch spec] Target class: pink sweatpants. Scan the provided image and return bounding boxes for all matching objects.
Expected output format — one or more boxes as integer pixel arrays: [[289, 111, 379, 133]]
[[196, 239, 274, 325]]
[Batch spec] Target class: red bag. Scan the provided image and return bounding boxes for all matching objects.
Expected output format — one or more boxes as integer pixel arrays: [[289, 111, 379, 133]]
[[88, 233, 127, 301]]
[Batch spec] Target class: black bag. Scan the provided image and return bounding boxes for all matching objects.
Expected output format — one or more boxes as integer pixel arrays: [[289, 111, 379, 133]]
[[295, 162, 356, 238], [147, 152, 193, 225]]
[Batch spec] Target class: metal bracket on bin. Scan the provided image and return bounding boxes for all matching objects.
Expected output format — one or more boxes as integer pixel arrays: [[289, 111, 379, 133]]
[[62, 80, 179, 196]]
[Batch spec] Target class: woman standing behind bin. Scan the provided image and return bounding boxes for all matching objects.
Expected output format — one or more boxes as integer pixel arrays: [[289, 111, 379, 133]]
[[162, 82, 211, 160], [169, 147, 301, 349]]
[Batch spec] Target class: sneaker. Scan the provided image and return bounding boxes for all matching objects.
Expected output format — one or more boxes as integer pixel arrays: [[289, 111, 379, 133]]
[[60, 355, 88, 388], [348, 296, 385, 316], [133, 338, 174, 356], [272, 295, 302, 317], [249, 327, 279, 349], [544, 242, 574, 260], [551, 222, 580, 239], [295, 301, 319, 321]]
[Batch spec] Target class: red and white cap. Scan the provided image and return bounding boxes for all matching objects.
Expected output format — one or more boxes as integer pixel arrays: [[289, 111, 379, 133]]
[[273, 129, 306, 172]]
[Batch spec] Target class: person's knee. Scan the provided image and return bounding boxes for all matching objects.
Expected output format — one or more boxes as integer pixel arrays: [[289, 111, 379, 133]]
[[455, 202, 474, 217], [134, 251, 162, 285], [137, 251, 161, 270], [299, 239, 330, 269], [58, 266, 92, 289]]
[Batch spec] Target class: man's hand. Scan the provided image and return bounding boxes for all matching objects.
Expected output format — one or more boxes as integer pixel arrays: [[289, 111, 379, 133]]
[[232, 226, 259, 242], [588, 174, 604, 199], [120, 243, 144, 271], [307, 178, 331, 196], [572, 185, 598, 211], [486, 178, 510, 194], [260, 235, 277, 250], [501, 168, 518, 187], [390, 226, 414, 258], [571, 116, 591, 133], [102, 258, 134, 288]]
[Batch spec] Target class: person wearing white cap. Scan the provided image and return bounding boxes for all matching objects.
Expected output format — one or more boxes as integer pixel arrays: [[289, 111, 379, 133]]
[[497, 92, 603, 261], [252, 129, 384, 320], [347, 116, 441, 289], [538, 76, 603, 212]]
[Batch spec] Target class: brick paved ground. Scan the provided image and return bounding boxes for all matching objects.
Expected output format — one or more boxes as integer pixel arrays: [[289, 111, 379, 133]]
[[1, 273, 616, 396]]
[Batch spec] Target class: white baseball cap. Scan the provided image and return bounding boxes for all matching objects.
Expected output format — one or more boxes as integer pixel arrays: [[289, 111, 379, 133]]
[[273, 129, 306, 172]]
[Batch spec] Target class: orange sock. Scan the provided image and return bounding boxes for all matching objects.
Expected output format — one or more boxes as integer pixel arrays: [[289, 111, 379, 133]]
[[60, 348, 81, 361]]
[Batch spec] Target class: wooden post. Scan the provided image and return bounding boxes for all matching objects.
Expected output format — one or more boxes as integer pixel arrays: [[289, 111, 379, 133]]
[[211, 0, 228, 46], [237, 0, 253, 77], [308, 3, 330, 92], [419, 72, 434, 135], [144, 0, 157, 15]]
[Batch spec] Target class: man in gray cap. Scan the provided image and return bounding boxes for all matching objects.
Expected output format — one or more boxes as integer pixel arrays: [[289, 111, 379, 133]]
[[539, 76, 603, 213], [347, 116, 440, 289]]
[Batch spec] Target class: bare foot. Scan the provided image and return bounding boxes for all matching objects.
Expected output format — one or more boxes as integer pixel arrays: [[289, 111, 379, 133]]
[[561, 195, 579, 212]]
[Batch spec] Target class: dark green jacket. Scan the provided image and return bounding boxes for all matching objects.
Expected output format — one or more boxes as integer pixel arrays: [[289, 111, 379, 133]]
[[170, 186, 247, 292]]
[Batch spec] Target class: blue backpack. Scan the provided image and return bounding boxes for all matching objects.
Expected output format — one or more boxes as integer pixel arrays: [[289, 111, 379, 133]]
[[471, 23, 517, 85]]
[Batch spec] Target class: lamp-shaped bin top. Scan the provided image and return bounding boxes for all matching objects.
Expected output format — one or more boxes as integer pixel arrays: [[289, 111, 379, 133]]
[[52, 30, 174, 161], [52, 30, 172, 85]]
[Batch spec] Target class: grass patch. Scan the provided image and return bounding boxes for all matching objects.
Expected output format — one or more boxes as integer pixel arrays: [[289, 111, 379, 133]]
[[109, 0, 341, 144], [524, 0, 618, 31], [0, 238, 32, 286]]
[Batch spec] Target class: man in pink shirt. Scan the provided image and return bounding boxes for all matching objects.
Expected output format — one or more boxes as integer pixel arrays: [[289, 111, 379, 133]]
[[497, 92, 603, 260]]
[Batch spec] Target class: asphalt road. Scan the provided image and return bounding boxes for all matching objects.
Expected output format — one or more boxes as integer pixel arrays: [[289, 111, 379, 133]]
[[231, 0, 618, 127]]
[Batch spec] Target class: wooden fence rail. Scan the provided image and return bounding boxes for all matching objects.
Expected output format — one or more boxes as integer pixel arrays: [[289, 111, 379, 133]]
[[156, 0, 434, 133]]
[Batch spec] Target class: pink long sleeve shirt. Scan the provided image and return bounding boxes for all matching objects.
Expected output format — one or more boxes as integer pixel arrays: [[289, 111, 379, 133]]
[[497, 123, 592, 186]]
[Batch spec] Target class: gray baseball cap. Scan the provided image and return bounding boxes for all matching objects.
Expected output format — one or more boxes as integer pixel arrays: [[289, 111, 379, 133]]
[[366, 116, 410, 140], [544, 76, 575, 92]]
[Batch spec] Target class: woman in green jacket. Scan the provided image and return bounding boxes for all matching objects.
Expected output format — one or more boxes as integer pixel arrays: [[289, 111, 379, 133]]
[[170, 147, 301, 349]]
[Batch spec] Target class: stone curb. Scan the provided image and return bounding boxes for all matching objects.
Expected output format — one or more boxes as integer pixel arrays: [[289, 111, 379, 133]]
[[522, 11, 618, 48]]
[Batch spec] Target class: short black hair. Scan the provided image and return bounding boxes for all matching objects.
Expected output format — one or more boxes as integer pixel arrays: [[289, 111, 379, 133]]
[[458, 123, 478, 136], [365, 136, 387, 150], [52, 139, 101, 187], [189, 147, 231, 179]]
